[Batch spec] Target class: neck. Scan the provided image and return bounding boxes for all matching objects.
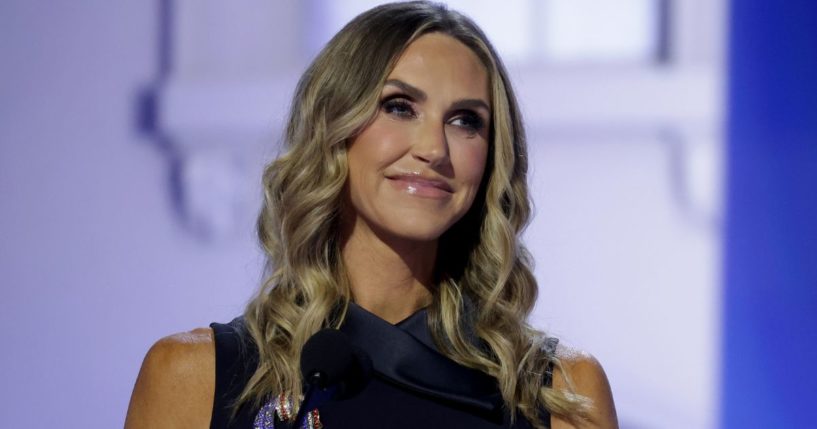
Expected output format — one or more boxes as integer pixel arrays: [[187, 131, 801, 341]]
[[341, 222, 436, 325]]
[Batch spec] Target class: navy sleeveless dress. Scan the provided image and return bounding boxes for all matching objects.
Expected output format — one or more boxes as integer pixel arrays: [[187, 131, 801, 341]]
[[209, 304, 557, 429]]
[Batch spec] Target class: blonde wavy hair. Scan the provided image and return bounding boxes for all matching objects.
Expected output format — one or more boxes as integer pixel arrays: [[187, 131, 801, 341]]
[[242, 2, 589, 426]]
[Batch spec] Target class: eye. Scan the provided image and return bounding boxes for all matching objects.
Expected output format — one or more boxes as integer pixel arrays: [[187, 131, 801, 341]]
[[448, 111, 486, 135], [381, 96, 417, 119]]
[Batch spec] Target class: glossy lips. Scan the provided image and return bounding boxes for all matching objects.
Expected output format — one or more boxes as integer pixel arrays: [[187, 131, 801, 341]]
[[386, 173, 453, 199]]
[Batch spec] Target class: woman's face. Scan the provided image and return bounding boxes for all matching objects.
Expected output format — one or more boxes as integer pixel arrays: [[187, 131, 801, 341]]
[[344, 33, 491, 243]]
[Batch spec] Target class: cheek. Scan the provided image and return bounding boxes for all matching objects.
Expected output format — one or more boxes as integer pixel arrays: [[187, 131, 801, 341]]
[[347, 119, 411, 173], [346, 119, 414, 211], [452, 142, 489, 187]]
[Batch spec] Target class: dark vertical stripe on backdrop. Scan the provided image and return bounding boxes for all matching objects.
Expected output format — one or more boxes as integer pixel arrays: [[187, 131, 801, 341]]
[[723, 0, 817, 427]]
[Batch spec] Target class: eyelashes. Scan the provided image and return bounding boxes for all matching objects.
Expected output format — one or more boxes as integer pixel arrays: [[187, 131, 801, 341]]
[[380, 95, 487, 135], [382, 97, 416, 119], [449, 112, 485, 133]]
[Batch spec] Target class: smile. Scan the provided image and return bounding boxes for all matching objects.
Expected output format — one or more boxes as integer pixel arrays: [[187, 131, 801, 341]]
[[386, 174, 454, 199]]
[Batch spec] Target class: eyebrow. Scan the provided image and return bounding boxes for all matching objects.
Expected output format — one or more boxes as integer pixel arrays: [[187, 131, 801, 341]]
[[385, 79, 427, 102], [450, 99, 491, 114], [384, 79, 491, 113]]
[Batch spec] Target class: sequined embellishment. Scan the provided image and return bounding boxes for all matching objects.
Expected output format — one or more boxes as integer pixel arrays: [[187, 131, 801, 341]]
[[277, 393, 293, 421], [306, 409, 323, 429], [253, 399, 276, 429], [254, 393, 323, 429]]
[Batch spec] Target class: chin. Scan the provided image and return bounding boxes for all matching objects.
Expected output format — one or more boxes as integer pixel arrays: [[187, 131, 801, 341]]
[[387, 224, 449, 243], [376, 216, 457, 244]]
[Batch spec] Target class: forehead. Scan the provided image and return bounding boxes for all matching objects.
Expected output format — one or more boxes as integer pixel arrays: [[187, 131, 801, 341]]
[[387, 33, 490, 104]]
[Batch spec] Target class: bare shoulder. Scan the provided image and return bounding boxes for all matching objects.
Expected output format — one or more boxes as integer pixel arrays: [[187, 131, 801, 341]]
[[124, 328, 216, 429], [551, 343, 619, 429]]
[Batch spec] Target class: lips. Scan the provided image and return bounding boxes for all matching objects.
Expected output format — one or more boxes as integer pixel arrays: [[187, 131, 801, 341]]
[[386, 173, 454, 198]]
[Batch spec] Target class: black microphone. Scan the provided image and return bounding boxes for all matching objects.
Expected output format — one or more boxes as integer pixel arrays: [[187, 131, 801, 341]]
[[292, 328, 373, 428]]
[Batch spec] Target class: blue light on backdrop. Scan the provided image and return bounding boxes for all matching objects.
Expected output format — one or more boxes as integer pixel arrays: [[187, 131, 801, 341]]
[[723, 0, 817, 427]]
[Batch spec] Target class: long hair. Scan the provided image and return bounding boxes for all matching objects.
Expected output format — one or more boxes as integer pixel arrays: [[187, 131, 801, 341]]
[[242, 2, 589, 426]]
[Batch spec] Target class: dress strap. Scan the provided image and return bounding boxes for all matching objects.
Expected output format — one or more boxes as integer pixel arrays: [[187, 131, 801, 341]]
[[541, 337, 559, 428], [210, 317, 259, 429], [543, 336, 559, 388]]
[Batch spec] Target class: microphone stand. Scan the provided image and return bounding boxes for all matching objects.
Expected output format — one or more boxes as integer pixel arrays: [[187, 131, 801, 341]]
[[291, 373, 337, 429]]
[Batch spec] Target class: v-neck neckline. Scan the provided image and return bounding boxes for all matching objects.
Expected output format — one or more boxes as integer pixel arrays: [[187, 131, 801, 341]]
[[341, 302, 503, 414]]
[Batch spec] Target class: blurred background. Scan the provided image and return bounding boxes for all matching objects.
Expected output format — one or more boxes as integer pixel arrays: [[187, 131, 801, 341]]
[[0, 1, 814, 428]]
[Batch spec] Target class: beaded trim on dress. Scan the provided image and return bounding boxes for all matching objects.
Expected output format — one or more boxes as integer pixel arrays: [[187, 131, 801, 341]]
[[253, 393, 322, 429]]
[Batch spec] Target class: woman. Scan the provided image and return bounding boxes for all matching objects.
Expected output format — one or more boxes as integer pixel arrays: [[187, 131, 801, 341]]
[[125, 2, 617, 428]]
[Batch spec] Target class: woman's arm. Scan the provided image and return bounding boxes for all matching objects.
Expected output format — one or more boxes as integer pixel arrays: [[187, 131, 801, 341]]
[[551, 345, 618, 429], [124, 328, 215, 429]]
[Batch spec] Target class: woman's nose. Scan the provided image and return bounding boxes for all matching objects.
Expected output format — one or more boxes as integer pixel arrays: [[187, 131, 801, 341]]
[[411, 120, 449, 167]]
